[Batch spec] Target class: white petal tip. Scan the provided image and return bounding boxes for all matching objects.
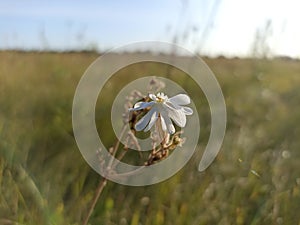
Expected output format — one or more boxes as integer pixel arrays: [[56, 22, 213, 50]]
[[168, 125, 175, 134]]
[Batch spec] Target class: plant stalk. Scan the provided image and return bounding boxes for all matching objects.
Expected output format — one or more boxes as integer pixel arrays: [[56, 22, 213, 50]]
[[82, 177, 107, 225]]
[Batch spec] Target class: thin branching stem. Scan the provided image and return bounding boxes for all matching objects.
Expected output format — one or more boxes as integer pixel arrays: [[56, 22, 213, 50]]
[[82, 124, 127, 225], [108, 124, 127, 167]]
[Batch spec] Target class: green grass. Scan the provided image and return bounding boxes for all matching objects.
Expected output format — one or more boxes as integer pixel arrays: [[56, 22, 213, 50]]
[[0, 51, 300, 225]]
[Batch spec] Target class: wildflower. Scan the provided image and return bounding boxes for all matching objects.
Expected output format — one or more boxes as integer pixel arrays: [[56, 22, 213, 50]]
[[129, 93, 193, 134]]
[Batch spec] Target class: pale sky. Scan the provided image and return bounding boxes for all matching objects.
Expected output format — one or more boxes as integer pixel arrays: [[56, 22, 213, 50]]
[[0, 0, 299, 57]]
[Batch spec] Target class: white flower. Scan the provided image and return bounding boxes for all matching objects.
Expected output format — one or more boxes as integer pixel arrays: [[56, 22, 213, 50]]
[[129, 93, 193, 134]]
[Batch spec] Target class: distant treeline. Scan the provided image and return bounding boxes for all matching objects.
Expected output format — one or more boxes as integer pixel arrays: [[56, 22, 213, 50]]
[[0, 49, 298, 61]]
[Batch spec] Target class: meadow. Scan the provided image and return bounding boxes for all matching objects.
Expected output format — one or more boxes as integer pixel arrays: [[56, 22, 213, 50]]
[[0, 51, 300, 225]]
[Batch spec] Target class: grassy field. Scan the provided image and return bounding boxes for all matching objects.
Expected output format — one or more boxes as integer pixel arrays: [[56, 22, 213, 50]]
[[0, 51, 300, 225]]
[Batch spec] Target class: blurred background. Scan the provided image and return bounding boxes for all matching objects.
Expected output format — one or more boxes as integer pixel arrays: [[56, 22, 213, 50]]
[[1, 0, 300, 224], [1, 0, 299, 58]]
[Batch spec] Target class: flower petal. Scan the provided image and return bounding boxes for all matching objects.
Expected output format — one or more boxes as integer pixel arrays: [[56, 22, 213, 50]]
[[149, 94, 157, 101], [161, 111, 175, 134], [182, 106, 193, 115], [159, 115, 167, 132], [165, 104, 186, 127], [129, 101, 154, 111], [165, 101, 180, 110], [134, 107, 155, 131], [144, 108, 158, 132], [169, 94, 190, 106]]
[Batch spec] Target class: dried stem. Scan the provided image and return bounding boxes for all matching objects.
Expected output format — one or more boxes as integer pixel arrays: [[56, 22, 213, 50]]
[[108, 125, 127, 167], [82, 178, 107, 225], [82, 125, 127, 225], [112, 130, 143, 169]]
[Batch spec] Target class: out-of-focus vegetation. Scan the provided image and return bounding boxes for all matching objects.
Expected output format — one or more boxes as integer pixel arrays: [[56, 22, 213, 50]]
[[0, 51, 300, 225]]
